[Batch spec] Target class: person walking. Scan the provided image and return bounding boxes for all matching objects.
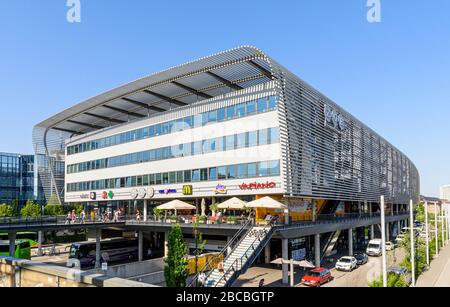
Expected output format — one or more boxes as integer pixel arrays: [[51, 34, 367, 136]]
[[136, 210, 142, 223], [65, 212, 71, 225], [80, 210, 86, 224], [71, 210, 76, 224]]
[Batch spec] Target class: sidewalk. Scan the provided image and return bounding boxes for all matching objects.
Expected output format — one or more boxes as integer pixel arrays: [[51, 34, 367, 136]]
[[417, 242, 450, 287]]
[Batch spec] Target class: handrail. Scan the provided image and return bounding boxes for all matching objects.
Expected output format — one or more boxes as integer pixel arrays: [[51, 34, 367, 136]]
[[188, 211, 255, 287], [213, 216, 277, 287]]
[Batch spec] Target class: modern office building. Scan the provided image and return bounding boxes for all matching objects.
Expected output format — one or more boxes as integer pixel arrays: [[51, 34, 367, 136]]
[[33, 46, 420, 213], [440, 185, 450, 202], [0, 152, 43, 206]]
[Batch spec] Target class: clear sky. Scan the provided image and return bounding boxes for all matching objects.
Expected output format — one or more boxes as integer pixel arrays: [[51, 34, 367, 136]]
[[0, 1, 449, 197]]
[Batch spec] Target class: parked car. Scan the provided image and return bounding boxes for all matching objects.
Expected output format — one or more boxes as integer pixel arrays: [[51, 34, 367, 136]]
[[366, 239, 383, 257], [385, 241, 395, 251], [387, 267, 412, 286], [335, 256, 358, 272], [301, 268, 333, 287], [354, 253, 369, 265], [395, 234, 405, 245]]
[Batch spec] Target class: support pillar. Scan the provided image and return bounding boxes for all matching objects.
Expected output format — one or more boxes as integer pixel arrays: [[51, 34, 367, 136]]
[[37, 231, 43, 257], [314, 234, 321, 268], [264, 241, 271, 264], [312, 201, 317, 222], [138, 231, 144, 262], [370, 225, 375, 240], [386, 223, 390, 241], [348, 228, 353, 256], [282, 239, 289, 284], [8, 232, 17, 257], [95, 229, 101, 269], [143, 200, 148, 222], [164, 231, 169, 258]]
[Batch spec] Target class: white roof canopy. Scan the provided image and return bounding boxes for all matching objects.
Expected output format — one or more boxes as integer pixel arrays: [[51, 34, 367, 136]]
[[246, 197, 288, 210]]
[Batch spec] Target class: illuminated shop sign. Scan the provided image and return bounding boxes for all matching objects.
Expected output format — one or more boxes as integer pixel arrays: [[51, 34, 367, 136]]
[[102, 191, 108, 200], [239, 182, 277, 190], [108, 191, 114, 199], [90, 192, 97, 200], [182, 185, 193, 196], [324, 104, 347, 131], [214, 184, 227, 195], [159, 189, 177, 195]]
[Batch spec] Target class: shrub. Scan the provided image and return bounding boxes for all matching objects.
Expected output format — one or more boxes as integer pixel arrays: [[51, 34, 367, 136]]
[[164, 224, 188, 287], [0, 204, 14, 218], [20, 201, 42, 217]]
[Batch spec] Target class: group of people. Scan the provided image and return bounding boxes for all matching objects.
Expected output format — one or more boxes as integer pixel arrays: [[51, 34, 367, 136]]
[[65, 210, 86, 224]]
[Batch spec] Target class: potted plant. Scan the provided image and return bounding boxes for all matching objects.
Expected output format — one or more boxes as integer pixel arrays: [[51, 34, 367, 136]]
[[170, 215, 179, 223], [153, 208, 164, 222], [227, 216, 238, 225], [210, 203, 219, 216], [198, 215, 207, 224]]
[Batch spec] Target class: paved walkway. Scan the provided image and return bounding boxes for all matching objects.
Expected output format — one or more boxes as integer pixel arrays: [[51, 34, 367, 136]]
[[417, 243, 450, 287]]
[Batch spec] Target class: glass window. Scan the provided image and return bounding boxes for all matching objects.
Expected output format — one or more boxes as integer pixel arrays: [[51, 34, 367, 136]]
[[131, 176, 137, 187], [259, 129, 268, 145], [162, 173, 169, 184], [155, 173, 162, 185], [200, 168, 208, 181], [150, 150, 156, 161], [269, 160, 280, 176], [143, 151, 149, 162], [126, 177, 132, 187], [248, 131, 257, 147], [184, 170, 192, 183], [155, 149, 162, 160], [143, 175, 149, 186], [217, 108, 226, 122], [218, 166, 227, 180], [155, 124, 162, 136], [192, 169, 200, 182], [149, 126, 155, 137], [149, 174, 155, 185], [184, 116, 192, 129], [131, 130, 137, 141], [246, 100, 256, 115], [209, 167, 217, 181], [268, 96, 277, 110], [201, 113, 209, 126], [248, 163, 257, 178], [226, 105, 235, 119], [269, 127, 280, 144], [125, 132, 131, 142], [237, 164, 247, 179], [143, 127, 149, 138], [193, 114, 202, 128], [225, 135, 235, 151], [169, 172, 176, 184], [236, 103, 246, 118], [257, 98, 267, 113], [258, 162, 269, 177], [115, 178, 121, 189], [193, 141, 203, 155], [236, 133, 247, 149], [136, 176, 143, 186], [183, 143, 191, 157], [227, 165, 236, 179], [176, 171, 184, 183], [208, 111, 217, 124]]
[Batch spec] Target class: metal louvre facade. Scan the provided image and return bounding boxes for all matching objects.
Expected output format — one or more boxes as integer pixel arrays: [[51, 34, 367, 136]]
[[34, 46, 420, 205], [273, 67, 420, 204]]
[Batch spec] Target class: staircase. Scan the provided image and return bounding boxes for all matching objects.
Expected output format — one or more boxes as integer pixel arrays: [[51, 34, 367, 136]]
[[321, 230, 341, 260], [189, 214, 277, 288]]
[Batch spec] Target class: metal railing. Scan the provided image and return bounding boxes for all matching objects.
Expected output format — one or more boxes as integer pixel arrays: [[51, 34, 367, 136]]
[[188, 212, 255, 287], [213, 216, 278, 287]]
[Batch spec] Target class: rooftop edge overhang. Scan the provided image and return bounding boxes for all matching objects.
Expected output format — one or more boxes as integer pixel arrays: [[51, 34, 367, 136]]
[[34, 46, 278, 138]]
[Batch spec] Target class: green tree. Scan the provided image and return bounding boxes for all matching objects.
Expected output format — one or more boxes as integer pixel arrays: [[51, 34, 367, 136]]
[[10, 199, 19, 217], [370, 273, 407, 288], [0, 204, 14, 218], [20, 200, 42, 217], [193, 214, 207, 279], [164, 224, 189, 287], [68, 203, 83, 215], [44, 204, 65, 216]]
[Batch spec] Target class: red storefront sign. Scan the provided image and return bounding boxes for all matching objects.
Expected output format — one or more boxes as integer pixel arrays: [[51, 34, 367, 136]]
[[239, 182, 277, 190]]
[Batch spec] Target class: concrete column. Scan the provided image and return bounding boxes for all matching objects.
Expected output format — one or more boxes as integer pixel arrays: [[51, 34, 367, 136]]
[[370, 225, 375, 240], [143, 200, 148, 222], [138, 231, 144, 261], [8, 232, 17, 257], [282, 239, 289, 284], [369, 202, 373, 217], [95, 229, 101, 269], [348, 228, 353, 256], [37, 231, 43, 257], [314, 234, 321, 268], [312, 201, 317, 222], [164, 231, 169, 258], [264, 241, 271, 264], [386, 223, 390, 241]]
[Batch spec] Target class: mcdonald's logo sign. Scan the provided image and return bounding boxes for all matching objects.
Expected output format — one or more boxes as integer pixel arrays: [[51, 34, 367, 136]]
[[182, 185, 193, 196]]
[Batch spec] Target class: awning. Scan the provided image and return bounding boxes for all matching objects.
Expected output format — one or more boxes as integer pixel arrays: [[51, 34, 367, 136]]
[[217, 197, 247, 210], [246, 197, 288, 210]]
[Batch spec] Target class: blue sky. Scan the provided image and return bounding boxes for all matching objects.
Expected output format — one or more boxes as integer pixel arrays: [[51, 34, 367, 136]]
[[0, 1, 449, 197]]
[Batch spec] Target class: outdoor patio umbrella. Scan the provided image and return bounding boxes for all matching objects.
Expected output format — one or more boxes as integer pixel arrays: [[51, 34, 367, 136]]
[[217, 197, 248, 210], [157, 200, 196, 216], [246, 197, 288, 210], [201, 198, 206, 216]]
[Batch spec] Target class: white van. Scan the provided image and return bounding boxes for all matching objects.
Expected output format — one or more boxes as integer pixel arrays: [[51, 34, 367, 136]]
[[366, 239, 383, 257]]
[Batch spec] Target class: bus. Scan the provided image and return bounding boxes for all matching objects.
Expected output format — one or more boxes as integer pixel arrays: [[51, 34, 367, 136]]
[[0, 240, 32, 260], [0, 232, 39, 248], [67, 238, 148, 268]]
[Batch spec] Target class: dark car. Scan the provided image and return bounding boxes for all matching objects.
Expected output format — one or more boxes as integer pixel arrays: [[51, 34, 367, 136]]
[[354, 253, 369, 265], [388, 267, 412, 286]]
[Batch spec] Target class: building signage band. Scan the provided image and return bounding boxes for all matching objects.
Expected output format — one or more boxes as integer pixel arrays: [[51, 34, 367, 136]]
[[239, 182, 277, 190], [324, 104, 347, 131], [159, 189, 177, 195]]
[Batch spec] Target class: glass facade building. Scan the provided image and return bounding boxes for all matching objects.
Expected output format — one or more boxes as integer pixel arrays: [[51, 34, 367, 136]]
[[0, 152, 43, 206]]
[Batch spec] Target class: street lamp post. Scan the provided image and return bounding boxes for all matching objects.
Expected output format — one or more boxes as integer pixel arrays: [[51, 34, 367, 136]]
[[410, 200, 416, 287], [380, 196, 387, 288], [425, 202, 430, 266], [442, 204, 446, 249], [434, 202, 439, 258]]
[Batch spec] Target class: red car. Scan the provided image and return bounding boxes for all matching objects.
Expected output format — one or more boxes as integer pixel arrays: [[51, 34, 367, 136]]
[[301, 268, 333, 287]]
